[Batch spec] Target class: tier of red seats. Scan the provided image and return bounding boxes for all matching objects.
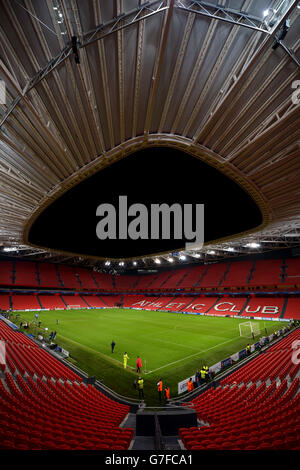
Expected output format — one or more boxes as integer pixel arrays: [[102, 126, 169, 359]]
[[0, 319, 133, 450], [0, 261, 14, 286], [177, 265, 207, 289], [61, 294, 88, 309], [38, 294, 66, 310], [38, 263, 61, 288], [221, 261, 254, 288], [1, 257, 300, 291], [57, 265, 80, 289], [197, 263, 229, 288], [75, 268, 98, 290], [179, 328, 300, 450], [1, 292, 300, 320], [0, 375, 133, 450], [81, 295, 108, 308], [14, 261, 38, 287], [11, 294, 40, 311], [248, 259, 283, 287], [0, 294, 10, 310]]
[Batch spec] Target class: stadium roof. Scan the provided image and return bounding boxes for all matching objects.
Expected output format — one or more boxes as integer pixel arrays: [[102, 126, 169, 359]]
[[0, 0, 300, 270]]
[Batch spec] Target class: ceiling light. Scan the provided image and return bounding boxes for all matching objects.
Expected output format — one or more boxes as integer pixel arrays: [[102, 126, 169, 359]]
[[245, 242, 261, 248], [179, 255, 186, 260], [154, 258, 161, 264], [263, 9, 269, 17], [207, 250, 216, 255], [167, 257, 174, 262]]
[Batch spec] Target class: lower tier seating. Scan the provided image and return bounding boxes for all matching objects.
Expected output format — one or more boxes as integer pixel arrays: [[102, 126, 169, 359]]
[[0, 319, 133, 450], [179, 328, 300, 450]]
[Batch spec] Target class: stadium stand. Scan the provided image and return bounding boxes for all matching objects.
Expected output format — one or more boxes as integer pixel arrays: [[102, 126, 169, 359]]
[[1, 257, 300, 292], [37, 294, 66, 310], [11, 294, 41, 311], [75, 268, 98, 290], [239, 297, 285, 318], [248, 259, 284, 287], [179, 328, 300, 450], [283, 258, 300, 287], [57, 265, 80, 289], [14, 262, 38, 287], [60, 294, 89, 309], [162, 267, 191, 289], [0, 261, 14, 286], [92, 271, 114, 290], [221, 261, 254, 288], [0, 319, 134, 450], [38, 263, 61, 289], [198, 263, 229, 288], [114, 274, 139, 291], [81, 295, 108, 308], [0, 294, 10, 310], [284, 298, 300, 320]]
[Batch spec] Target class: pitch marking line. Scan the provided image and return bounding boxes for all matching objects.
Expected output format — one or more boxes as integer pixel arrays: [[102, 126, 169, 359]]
[[144, 336, 241, 375]]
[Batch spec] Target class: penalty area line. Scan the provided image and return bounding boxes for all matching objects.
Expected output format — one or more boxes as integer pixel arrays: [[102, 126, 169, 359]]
[[144, 336, 241, 375]]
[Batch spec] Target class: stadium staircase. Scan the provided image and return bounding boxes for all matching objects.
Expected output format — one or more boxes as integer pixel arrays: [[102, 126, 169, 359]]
[[178, 327, 300, 450]]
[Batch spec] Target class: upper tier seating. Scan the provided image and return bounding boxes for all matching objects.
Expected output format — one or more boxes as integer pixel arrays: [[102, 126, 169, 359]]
[[283, 258, 300, 286], [177, 265, 207, 289], [57, 265, 80, 289], [1, 257, 300, 291], [0, 319, 133, 450], [179, 328, 300, 450], [0, 261, 14, 286], [198, 263, 229, 288], [75, 268, 98, 290], [221, 261, 254, 288], [248, 259, 283, 287], [38, 263, 61, 288], [14, 262, 38, 287]]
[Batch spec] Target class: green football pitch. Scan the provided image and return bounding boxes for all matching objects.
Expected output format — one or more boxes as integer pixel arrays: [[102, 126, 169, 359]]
[[14, 308, 286, 404]]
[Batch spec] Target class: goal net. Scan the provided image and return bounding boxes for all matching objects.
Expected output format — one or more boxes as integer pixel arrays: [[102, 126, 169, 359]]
[[239, 321, 260, 338]]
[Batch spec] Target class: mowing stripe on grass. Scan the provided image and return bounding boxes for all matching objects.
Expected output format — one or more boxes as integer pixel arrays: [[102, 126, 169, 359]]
[[144, 335, 240, 374], [57, 333, 137, 374]]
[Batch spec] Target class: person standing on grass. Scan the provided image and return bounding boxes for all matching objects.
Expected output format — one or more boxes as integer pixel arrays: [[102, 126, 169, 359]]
[[157, 378, 163, 402], [123, 352, 129, 369], [136, 356, 142, 373], [111, 340, 116, 353], [137, 377, 144, 400], [164, 386, 170, 403], [187, 378, 194, 392]]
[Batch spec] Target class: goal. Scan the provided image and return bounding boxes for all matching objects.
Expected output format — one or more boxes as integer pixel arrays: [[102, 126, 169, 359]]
[[239, 321, 260, 339]]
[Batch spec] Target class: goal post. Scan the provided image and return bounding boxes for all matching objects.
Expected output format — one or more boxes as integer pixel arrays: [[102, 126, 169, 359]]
[[239, 321, 260, 339]]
